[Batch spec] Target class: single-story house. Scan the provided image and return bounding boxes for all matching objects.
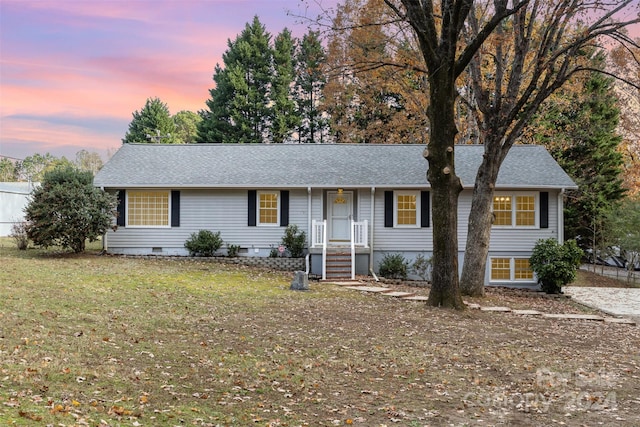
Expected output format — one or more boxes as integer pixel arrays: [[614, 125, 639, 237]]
[[0, 182, 38, 236], [93, 143, 577, 285]]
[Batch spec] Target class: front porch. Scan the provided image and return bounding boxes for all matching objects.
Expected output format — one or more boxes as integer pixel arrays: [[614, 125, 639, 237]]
[[309, 219, 370, 281]]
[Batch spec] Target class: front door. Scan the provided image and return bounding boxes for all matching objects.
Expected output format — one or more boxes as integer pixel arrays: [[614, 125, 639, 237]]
[[328, 191, 353, 242]]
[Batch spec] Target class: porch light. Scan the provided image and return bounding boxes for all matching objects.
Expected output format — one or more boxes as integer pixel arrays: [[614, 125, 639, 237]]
[[335, 188, 346, 204]]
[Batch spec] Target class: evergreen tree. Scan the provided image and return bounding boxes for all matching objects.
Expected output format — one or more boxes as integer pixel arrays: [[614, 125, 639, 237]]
[[295, 31, 328, 143], [271, 28, 300, 143], [199, 16, 273, 143], [173, 110, 202, 144], [24, 166, 117, 253], [532, 59, 626, 248], [123, 97, 177, 144]]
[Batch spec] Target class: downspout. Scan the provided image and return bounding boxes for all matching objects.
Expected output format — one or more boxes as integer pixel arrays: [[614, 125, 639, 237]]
[[558, 188, 565, 244], [307, 187, 312, 245], [369, 187, 377, 280], [307, 187, 312, 274]]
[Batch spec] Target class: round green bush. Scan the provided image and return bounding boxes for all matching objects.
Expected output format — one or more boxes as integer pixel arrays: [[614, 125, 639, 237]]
[[378, 253, 409, 280], [529, 238, 583, 294], [184, 230, 223, 257]]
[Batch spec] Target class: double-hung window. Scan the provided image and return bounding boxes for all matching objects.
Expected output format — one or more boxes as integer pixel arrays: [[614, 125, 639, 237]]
[[258, 191, 279, 226], [127, 190, 170, 227], [492, 193, 536, 227], [395, 191, 419, 227]]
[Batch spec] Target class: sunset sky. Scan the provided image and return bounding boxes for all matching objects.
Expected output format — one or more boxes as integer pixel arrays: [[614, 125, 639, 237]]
[[0, 0, 338, 161], [1, 0, 638, 162]]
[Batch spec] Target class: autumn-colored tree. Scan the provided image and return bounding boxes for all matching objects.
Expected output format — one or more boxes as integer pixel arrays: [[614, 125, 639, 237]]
[[455, 2, 638, 297], [375, 0, 640, 305], [609, 40, 640, 196], [323, 0, 429, 144]]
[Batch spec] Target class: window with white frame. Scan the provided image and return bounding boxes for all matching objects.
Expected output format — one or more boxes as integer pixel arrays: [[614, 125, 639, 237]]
[[492, 193, 536, 227], [395, 191, 418, 227], [127, 190, 170, 227], [258, 191, 279, 225], [490, 257, 534, 281]]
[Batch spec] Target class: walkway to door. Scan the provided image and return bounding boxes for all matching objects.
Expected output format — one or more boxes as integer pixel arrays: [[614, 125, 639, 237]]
[[326, 280, 637, 326]]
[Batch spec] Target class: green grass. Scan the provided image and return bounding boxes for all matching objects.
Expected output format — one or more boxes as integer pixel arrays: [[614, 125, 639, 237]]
[[1, 238, 640, 426]]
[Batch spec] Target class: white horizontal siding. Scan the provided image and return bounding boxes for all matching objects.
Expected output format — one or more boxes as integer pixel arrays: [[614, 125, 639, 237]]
[[373, 189, 563, 253], [487, 190, 560, 251], [105, 187, 564, 262], [373, 189, 433, 251], [106, 189, 310, 255]]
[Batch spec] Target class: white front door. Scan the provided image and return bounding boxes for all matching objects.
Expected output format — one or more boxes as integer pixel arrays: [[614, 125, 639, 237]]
[[328, 191, 353, 242]]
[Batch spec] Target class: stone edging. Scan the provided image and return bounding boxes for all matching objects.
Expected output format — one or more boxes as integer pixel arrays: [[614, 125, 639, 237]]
[[108, 254, 305, 272]]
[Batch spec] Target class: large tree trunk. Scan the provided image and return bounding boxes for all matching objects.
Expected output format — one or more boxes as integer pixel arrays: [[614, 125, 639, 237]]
[[460, 146, 504, 296], [428, 175, 464, 308], [425, 70, 465, 309]]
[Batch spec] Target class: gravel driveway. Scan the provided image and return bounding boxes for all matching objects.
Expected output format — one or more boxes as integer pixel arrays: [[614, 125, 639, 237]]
[[564, 286, 640, 321]]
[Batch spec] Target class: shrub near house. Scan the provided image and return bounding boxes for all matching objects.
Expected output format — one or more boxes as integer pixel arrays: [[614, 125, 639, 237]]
[[529, 238, 583, 294]]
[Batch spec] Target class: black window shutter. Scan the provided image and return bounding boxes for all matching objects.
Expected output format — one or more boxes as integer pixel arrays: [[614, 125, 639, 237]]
[[171, 191, 180, 227], [384, 191, 393, 228], [248, 190, 257, 226], [540, 192, 549, 229], [116, 190, 126, 227], [280, 190, 289, 226], [421, 191, 430, 228]]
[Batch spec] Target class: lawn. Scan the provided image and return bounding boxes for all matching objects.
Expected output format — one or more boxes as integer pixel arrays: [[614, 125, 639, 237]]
[[1, 240, 639, 426]]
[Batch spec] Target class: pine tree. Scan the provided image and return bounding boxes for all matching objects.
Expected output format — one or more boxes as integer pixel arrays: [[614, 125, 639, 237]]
[[271, 28, 300, 143], [199, 16, 273, 143], [532, 58, 626, 248], [295, 31, 328, 143], [122, 97, 177, 144]]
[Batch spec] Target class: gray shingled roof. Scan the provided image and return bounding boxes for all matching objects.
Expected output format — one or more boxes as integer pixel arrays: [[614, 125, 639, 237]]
[[93, 144, 577, 190]]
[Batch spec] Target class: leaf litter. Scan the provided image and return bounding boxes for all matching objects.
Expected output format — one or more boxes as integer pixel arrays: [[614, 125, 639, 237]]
[[0, 246, 639, 426]]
